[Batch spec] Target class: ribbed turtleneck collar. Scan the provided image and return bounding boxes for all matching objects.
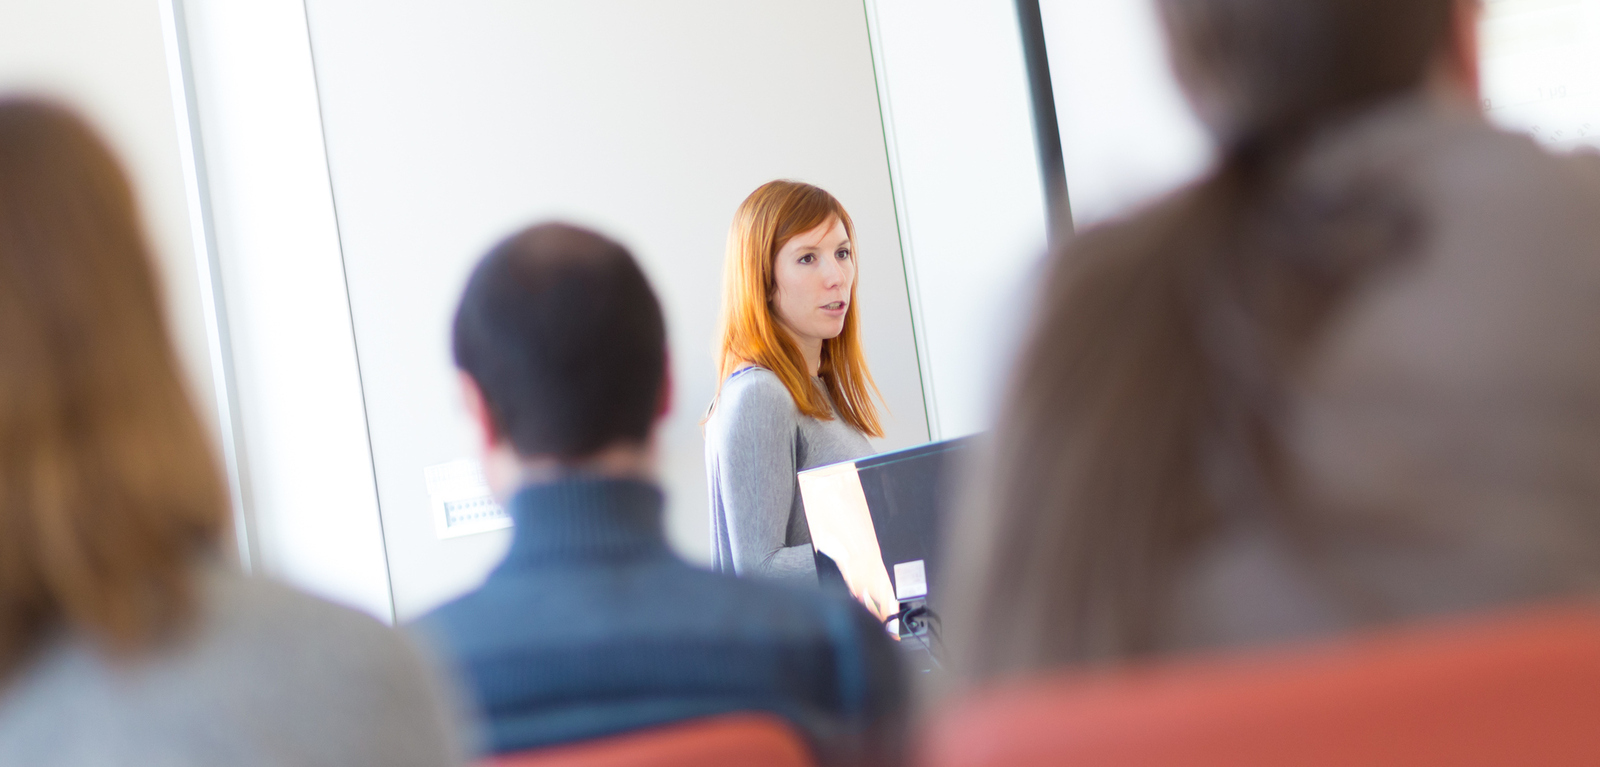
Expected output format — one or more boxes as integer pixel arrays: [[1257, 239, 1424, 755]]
[[496, 477, 668, 569]]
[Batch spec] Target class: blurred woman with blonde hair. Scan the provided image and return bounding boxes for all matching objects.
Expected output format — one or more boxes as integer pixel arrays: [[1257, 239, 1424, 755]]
[[0, 99, 458, 766], [705, 180, 890, 613]]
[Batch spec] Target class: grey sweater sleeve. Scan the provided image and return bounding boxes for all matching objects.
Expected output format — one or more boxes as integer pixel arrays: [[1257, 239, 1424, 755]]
[[711, 372, 817, 583]]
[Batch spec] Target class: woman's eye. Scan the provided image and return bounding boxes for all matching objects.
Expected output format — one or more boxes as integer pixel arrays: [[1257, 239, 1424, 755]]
[[837, 249, 851, 260], [799, 254, 814, 264]]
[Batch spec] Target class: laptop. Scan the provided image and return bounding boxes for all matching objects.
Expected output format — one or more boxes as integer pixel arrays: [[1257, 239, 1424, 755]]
[[797, 436, 972, 640]]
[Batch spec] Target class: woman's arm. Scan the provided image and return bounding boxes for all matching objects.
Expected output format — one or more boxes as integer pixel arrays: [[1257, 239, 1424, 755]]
[[713, 374, 817, 583]]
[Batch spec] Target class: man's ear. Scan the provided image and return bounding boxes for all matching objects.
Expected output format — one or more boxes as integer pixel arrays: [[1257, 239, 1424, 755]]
[[655, 351, 674, 422], [1448, 0, 1482, 105], [459, 371, 503, 450]]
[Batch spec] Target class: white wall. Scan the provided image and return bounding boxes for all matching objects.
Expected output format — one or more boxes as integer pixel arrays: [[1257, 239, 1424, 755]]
[[176, 0, 394, 620], [161, 0, 1053, 622], [162, 0, 1216, 623], [166, 0, 1049, 625], [1039, 0, 1213, 228], [864, 0, 1049, 440], [299, 0, 930, 620], [0, 1, 215, 441], [1, 0, 390, 619]]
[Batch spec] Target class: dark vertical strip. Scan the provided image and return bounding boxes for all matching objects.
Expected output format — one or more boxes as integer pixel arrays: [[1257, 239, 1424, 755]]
[[1014, 0, 1072, 245]]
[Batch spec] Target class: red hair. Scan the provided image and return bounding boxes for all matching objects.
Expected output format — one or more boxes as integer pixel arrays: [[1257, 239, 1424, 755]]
[[714, 180, 883, 437]]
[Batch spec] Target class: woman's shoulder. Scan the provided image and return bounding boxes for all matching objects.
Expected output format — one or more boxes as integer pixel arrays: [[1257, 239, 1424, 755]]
[[716, 366, 799, 416], [706, 366, 803, 447]]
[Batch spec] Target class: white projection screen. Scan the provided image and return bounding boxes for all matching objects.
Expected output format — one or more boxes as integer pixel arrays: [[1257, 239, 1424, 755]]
[[299, 1, 930, 620], [1480, 0, 1600, 150]]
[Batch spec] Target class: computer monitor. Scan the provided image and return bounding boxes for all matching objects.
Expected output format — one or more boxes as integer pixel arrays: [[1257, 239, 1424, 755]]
[[798, 436, 973, 637]]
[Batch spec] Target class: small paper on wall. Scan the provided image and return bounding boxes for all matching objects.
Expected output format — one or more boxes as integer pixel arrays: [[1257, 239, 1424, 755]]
[[424, 458, 511, 539]]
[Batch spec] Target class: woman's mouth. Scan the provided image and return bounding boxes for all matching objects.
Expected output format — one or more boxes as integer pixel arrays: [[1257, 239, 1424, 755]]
[[821, 301, 847, 315]]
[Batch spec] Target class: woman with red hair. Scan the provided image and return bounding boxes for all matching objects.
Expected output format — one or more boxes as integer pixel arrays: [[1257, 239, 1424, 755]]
[[705, 180, 890, 616]]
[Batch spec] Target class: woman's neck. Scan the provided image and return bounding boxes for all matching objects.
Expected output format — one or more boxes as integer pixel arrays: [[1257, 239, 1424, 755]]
[[771, 318, 825, 377], [774, 320, 824, 376], [799, 338, 822, 377]]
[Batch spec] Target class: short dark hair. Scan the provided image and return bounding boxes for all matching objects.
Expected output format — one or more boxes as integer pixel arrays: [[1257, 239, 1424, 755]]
[[452, 223, 666, 460]]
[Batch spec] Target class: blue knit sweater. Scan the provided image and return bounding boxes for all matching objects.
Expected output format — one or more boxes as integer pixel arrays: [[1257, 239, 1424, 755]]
[[412, 478, 904, 762]]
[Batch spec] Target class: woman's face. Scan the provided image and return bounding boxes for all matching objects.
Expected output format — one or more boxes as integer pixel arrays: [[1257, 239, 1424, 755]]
[[770, 215, 855, 347]]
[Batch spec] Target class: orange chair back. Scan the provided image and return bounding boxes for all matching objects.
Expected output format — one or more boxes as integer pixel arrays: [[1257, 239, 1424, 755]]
[[483, 712, 814, 767], [924, 606, 1600, 767]]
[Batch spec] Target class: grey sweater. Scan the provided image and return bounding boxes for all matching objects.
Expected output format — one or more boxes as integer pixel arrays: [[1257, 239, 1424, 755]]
[[1159, 97, 1600, 652], [706, 367, 874, 584], [0, 568, 462, 767]]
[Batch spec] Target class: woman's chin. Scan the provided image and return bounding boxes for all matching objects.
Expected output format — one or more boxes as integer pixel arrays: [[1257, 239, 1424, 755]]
[[794, 317, 847, 343]]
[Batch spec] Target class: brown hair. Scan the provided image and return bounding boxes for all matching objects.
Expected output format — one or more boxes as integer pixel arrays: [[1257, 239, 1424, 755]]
[[0, 100, 226, 674], [947, 0, 1456, 678], [713, 180, 883, 437]]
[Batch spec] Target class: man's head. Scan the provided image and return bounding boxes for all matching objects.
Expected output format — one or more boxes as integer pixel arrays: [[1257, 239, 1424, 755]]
[[453, 223, 667, 485], [1156, 0, 1473, 149]]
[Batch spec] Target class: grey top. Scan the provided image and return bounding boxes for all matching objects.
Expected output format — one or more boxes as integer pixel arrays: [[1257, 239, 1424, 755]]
[[0, 567, 462, 767], [1161, 96, 1600, 652], [705, 366, 874, 584]]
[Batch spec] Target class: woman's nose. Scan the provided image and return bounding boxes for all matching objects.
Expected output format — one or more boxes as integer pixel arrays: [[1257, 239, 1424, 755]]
[[821, 256, 845, 288]]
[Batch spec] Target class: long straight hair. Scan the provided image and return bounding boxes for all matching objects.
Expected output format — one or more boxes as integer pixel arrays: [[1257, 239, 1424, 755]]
[[0, 101, 227, 675], [947, 0, 1456, 678], [713, 180, 883, 437]]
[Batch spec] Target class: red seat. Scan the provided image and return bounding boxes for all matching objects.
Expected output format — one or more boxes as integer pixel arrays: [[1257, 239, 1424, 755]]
[[482, 712, 814, 767], [923, 605, 1600, 767]]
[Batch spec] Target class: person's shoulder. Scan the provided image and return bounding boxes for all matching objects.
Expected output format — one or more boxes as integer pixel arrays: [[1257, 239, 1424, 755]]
[[207, 569, 385, 636], [710, 367, 799, 428], [201, 570, 434, 686], [1417, 111, 1600, 200], [408, 579, 505, 652], [1416, 120, 1600, 264], [721, 366, 793, 402]]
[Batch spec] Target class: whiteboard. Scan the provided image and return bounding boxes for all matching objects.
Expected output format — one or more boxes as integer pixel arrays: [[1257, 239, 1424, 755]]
[[1481, 0, 1600, 149], [301, 1, 930, 620]]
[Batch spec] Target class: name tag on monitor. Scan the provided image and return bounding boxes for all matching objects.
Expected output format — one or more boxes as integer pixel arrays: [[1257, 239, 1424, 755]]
[[894, 559, 927, 600]]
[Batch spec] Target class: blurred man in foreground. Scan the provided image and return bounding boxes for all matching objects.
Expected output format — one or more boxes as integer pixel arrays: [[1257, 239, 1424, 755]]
[[414, 223, 903, 765]]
